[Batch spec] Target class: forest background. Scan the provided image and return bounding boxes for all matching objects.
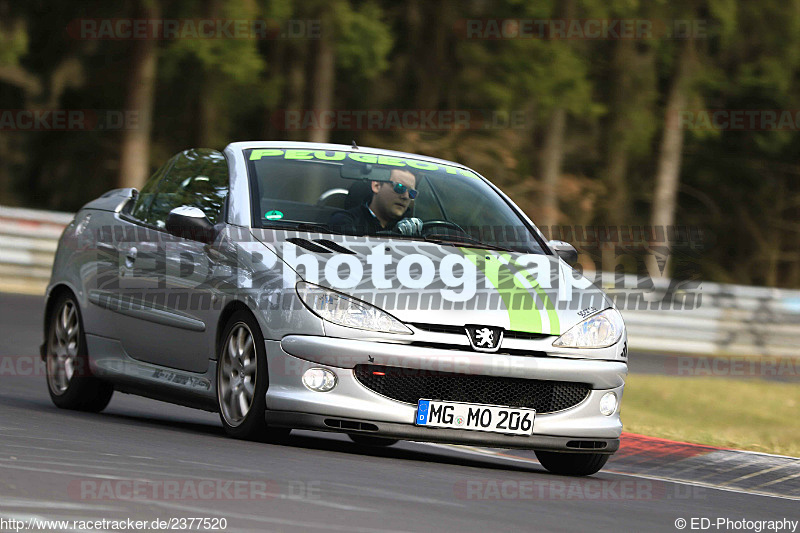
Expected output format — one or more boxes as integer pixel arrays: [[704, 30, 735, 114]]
[[2, 0, 799, 289]]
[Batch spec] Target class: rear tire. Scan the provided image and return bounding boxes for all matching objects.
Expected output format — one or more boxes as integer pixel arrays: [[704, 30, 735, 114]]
[[534, 451, 609, 476], [216, 310, 288, 441], [348, 434, 399, 447], [45, 292, 113, 412]]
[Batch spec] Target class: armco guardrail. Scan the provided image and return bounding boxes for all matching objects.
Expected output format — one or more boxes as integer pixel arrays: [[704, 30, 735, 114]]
[[0, 206, 74, 294], [606, 274, 800, 358], [1, 205, 798, 358]]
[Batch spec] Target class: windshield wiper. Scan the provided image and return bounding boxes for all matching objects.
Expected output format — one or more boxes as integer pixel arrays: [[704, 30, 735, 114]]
[[261, 221, 345, 235], [422, 233, 516, 252]]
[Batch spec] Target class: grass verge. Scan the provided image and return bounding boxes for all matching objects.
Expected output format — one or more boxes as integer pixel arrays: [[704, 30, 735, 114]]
[[621, 374, 800, 457]]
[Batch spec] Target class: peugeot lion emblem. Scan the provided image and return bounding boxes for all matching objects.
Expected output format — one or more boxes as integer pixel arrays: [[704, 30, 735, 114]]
[[465, 325, 504, 352]]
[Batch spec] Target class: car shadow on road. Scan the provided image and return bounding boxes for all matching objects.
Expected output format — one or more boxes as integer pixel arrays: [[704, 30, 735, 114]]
[[10, 391, 546, 474]]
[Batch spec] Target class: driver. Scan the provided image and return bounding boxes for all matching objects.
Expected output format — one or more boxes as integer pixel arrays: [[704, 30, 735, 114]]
[[329, 168, 422, 236]]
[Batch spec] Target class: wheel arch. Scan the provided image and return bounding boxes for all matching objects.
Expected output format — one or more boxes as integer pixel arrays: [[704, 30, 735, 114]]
[[215, 300, 259, 358]]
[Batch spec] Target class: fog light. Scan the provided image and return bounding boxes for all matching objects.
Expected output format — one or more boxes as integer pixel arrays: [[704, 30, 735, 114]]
[[599, 392, 617, 416], [302, 368, 337, 392]]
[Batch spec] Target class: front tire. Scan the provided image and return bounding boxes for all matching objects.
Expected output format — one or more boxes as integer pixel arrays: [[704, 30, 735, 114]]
[[534, 451, 610, 476], [216, 310, 288, 441], [45, 292, 113, 412]]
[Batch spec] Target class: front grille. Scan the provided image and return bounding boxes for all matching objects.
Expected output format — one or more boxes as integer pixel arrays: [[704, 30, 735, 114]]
[[407, 341, 547, 358], [412, 323, 552, 341], [411, 323, 465, 335], [354, 364, 591, 414], [504, 330, 552, 341]]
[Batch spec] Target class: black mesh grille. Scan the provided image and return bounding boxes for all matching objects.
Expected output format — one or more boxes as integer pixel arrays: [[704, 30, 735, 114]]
[[504, 330, 551, 341], [411, 323, 464, 334], [354, 365, 591, 413], [412, 323, 552, 341]]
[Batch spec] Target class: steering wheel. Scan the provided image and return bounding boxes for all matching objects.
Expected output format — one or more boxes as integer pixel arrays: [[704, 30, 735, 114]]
[[316, 188, 349, 207], [422, 219, 469, 236]]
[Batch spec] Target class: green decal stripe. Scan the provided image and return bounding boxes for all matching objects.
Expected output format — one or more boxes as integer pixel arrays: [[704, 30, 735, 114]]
[[247, 148, 480, 178], [461, 248, 542, 334], [502, 253, 561, 335]]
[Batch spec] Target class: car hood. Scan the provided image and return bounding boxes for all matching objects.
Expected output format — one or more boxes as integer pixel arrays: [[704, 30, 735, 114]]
[[250, 230, 611, 336]]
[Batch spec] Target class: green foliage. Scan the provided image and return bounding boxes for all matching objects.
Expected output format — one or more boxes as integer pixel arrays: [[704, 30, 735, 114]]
[[334, 2, 393, 79], [164, 1, 265, 84], [4, 0, 800, 287], [0, 23, 28, 66]]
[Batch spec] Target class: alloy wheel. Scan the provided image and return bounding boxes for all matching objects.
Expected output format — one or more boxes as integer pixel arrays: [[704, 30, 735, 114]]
[[218, 323, 257, 426]]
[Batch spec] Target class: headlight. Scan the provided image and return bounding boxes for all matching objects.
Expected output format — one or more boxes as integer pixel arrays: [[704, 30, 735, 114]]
[[552, 308, 625, 348], [296, 282, 412, 334]]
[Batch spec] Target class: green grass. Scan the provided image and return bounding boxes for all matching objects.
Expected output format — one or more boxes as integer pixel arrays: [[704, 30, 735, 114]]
[[620, 374, 800, 457]]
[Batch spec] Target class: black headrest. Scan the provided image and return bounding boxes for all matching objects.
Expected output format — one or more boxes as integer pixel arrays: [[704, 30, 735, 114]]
[[344, 180, 374, 210]]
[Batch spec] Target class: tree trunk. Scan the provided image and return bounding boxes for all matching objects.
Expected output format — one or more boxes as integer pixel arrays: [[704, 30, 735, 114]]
[[539, 107, 567, 230], [308, 7, 335, 143], [603, 38, 635, 227], [196, 0, 220, 148], [651, 40, 694, 235], [414, 0, 450, 110], [118, 0, 159, 189], [536, 0, 574, 232]]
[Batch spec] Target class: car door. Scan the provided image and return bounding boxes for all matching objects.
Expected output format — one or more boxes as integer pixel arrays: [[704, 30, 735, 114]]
[[114, 148, 229, 373]]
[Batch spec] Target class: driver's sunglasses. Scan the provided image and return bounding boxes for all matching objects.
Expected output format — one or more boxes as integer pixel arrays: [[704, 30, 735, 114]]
[[384, 181, 418, 199]]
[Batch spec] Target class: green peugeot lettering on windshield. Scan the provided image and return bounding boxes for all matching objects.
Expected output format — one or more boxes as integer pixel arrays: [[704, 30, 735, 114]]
[[285, 150, 314, 159], [249, 149, 284, 160], [247, 148, 479, 178], [347, 153, 378, 164], [377, 156, 406, 167], [406, 160, 439, 170], [314, 151, 346, 161]]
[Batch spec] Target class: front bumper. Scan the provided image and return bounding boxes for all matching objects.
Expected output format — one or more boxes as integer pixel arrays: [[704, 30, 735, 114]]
[[265, 336, 626, 452]]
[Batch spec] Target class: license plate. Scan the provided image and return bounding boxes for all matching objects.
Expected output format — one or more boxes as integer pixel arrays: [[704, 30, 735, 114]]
[[415, 399, 535, 435]]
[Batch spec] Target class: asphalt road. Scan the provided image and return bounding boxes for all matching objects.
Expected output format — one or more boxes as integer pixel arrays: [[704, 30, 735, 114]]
[[0, 293, 797, 533]]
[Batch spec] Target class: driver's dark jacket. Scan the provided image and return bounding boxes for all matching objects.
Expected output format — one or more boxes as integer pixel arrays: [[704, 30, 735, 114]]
[[328, 204, 388, 235]]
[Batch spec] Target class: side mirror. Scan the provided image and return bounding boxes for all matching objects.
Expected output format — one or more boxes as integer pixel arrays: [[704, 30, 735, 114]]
[[166, 206, 215, 244], [548, 240, 578, 264]]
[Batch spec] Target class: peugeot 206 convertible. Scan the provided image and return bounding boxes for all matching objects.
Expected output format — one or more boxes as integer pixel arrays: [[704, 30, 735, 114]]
[[43, 141, 627, 476]]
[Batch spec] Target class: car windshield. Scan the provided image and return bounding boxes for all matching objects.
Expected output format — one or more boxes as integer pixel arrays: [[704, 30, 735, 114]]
[[245, 148, 545, 254]]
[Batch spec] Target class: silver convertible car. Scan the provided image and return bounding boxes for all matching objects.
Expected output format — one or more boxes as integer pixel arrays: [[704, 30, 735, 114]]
[[43, 141, 627, 476]]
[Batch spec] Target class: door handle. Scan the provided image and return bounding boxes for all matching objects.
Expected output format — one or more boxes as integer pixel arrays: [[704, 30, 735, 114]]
[[124, 246, 137, 268]]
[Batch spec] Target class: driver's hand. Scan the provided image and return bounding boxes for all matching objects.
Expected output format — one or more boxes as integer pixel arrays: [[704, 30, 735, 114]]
[[394, 217, 423, 236]]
